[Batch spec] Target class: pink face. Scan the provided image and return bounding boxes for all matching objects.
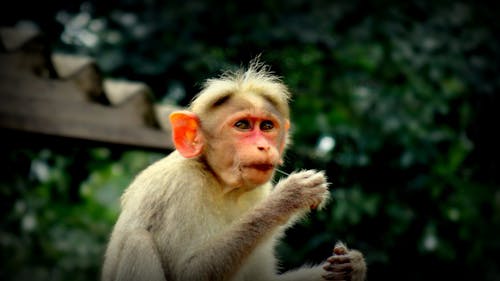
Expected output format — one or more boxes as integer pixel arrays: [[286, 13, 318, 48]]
[[204, 98, 288, 190]]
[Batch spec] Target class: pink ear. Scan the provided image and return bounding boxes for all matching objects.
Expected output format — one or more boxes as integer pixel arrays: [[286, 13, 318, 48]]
[[169, 111, 204, 158], [279, 119, 290, 154]]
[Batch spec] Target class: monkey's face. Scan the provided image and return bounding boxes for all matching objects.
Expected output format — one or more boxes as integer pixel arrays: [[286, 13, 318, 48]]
[[203, 96, 289, 191]]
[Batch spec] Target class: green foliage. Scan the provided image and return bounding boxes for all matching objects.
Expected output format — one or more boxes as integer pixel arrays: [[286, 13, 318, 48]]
[[1, 0, 499, 280], [0, 148, 164, 281]]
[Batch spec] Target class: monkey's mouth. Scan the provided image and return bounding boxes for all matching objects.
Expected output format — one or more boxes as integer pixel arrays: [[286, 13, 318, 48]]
[[246, 163, 275, 172]]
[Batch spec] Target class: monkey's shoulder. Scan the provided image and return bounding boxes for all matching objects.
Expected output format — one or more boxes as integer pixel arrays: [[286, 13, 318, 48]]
[[121, 152, 211, 205]]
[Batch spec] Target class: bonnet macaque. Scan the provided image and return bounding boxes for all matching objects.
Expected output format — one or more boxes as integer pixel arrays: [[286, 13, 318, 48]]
[[101, 61, 366, 281]]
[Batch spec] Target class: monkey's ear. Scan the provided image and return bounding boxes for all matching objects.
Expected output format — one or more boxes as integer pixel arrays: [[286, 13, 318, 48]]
[[169, 111, 204, 158], [284, 119, 290, 132], [279, 119, 291, 154], [277, 119, 290, 166]]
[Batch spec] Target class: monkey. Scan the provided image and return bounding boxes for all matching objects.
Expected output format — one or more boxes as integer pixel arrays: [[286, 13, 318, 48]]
[[101, 60, 367, 281]]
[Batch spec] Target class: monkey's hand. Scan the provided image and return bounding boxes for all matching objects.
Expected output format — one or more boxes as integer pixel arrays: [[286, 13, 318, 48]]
[[270, 170, 329, 217], [322, 242, 367, 281]]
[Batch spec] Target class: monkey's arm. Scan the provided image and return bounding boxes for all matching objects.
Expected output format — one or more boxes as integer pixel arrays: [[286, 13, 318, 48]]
[[107, 229, 166, 281], [177, 202, 286, 280], [276, 242, 367, 281], [277, 265, 326, 281], [177, 170, 328, 281]]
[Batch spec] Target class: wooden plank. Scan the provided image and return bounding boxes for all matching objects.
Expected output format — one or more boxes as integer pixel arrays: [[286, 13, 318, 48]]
[[0, 111, 173, 150], [0, 65, 174, 150], [0, 96, 174, 150]]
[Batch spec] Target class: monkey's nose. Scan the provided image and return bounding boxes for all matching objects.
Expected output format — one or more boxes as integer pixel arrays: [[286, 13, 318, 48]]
[[257, 145, 270, 151]]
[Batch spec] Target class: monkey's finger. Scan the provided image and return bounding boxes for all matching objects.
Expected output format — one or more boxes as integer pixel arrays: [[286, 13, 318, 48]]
[[322, 271, 350, 281], [334, 245, 348, 255], [327, 255, 350, 264], [323, 262, 353, 272], [305, 184, 328, 197], [298, 171, 326, 187], [307, 192, 323, 209], [309, 184, 329, 195], [308, 171, 327, 185], [292, 169, 317, 178]]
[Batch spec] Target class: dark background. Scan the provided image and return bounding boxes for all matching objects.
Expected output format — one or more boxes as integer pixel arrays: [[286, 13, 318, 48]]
[[1, 0, 499, 280]]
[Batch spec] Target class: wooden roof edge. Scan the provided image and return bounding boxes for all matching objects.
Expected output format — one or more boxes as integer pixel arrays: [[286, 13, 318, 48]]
[[0, 25, 160, 110], [0, 26, 42, 51], [2, 126, 174, 152], [103, 78, 153, 106], [0, 25, 186, 148], [51, 53, 96, 79]]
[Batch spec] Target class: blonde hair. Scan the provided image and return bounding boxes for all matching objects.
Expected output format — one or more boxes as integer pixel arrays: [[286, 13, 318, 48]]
[[190, 59, 291, 119]]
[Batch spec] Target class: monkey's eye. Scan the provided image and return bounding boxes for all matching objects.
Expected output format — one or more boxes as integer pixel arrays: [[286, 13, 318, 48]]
[[234, 119, 252, 130], [260, 120, 275, 131]]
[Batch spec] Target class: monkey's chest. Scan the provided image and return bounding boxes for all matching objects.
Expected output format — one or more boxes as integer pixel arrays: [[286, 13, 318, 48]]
[[229, 238, 278, 281]]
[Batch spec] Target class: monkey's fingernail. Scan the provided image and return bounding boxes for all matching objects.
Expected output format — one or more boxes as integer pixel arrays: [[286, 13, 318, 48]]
[[334, 247, 347, 255]]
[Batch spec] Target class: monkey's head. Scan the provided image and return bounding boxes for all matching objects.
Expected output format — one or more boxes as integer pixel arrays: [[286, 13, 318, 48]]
[[170, 62, 291, 191]]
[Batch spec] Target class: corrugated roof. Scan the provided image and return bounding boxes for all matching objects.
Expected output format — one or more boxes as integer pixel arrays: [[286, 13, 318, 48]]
[[0, 26, 179, 150]]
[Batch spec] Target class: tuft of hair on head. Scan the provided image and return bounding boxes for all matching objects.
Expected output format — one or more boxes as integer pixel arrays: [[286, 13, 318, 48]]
[[190, 58, 292, 119]]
